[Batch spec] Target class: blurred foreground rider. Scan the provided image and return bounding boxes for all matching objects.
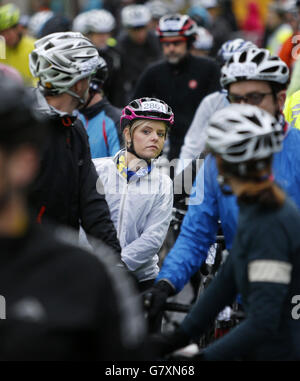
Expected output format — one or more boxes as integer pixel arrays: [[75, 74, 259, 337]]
[[0, 76, 147, 360], [152, 104, 300, 361]]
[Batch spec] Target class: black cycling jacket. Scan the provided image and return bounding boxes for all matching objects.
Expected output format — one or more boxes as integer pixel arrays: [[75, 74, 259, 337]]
[[181, 196, 300, 361], [0, 221, 148, 360], [133, 53, 220, 160], [28, 91, 121, 253]]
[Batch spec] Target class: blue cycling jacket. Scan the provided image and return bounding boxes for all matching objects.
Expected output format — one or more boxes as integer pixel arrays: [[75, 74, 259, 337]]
[[78, 110, 120, 159], [157, 127, 300, 292]]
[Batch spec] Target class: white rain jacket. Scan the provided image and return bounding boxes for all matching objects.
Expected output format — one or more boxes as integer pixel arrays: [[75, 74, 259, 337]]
[[93, 151, 173, 282]]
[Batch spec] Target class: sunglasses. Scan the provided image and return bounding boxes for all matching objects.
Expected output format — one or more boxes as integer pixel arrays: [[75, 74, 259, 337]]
[[227, 92, 273, 105]]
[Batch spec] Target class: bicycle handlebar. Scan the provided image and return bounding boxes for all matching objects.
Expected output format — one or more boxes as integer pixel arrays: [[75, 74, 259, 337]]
[[164, 302, 191, 313]]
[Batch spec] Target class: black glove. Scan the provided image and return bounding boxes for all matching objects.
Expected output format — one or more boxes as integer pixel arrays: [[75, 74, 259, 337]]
[[150, 327, 191, 358], [144, 280, 174, 320]]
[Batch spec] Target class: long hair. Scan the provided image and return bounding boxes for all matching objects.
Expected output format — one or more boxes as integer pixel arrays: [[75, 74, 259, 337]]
[[237, 180, 285, 208], [219, 157, 286, 208]]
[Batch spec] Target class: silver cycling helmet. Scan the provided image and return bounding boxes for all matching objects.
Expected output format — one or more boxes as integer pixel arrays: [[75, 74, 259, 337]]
[[121, 4, 151, 28], [72, 9, 116, 34], [145, 0, 172, 20], [29, 32, 101, 99], [217, 38, 257, 64], [206, 104, 283, 164], [220, 48, 289, 88]]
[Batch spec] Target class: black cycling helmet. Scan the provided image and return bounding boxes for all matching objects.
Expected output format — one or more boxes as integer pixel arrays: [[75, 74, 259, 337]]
[[0, 75, 46, 150]]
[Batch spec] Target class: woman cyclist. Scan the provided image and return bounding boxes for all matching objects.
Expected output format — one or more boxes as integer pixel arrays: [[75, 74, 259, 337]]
[[153, 104, 300, 361], [93, 97, 174, 293]]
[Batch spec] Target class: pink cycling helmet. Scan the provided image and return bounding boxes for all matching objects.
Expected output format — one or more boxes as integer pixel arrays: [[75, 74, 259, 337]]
[[120, 97, 174, 131]]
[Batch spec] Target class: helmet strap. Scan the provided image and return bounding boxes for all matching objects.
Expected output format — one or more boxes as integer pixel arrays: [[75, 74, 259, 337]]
[[65, 88, 89, 110], [126, 140, 152, 163]]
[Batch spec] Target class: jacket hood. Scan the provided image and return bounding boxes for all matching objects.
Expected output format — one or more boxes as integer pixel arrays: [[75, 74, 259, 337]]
[[30, 87, 76, 119]]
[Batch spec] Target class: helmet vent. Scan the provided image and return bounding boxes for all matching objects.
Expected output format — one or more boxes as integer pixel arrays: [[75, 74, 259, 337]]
[[239, 51, 247, 63], [261, 66, 277, 73], [44, 42, 54, 50], [253, 51, 265, 65], [245, 115, 262, 127]]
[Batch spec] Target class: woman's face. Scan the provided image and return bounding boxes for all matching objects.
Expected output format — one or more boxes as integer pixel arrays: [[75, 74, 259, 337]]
[[124, 120, 167, 160]]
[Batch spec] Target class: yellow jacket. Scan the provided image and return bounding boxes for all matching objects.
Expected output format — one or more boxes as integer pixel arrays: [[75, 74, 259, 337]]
[[0, 34, 37, 86], [284, 90, 300, 130]]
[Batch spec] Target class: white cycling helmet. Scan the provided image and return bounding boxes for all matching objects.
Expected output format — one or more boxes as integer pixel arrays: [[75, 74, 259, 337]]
[[206, 104, 283, 164], [145, 0, 171, 20], [29, 32, 101, 98], [156, 13, 198, 39], [72, 9, 116, 34], [192, 27, 213, 51], [28, 10, 54, 38], [121, 4, 151, 28], [221, 48, 289, 88], [217, 38, 257, 64]]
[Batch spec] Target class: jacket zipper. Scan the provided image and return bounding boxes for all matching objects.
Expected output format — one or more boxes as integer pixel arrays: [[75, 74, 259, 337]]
[[117, 180, 128, 240]]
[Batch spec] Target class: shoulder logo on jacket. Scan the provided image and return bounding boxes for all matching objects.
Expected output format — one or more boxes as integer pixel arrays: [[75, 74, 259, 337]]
[[188, 80, 198, 90]]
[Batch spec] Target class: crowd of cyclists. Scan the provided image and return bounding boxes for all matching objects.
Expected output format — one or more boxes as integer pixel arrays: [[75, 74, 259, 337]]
[[0, 0, 300, 361]]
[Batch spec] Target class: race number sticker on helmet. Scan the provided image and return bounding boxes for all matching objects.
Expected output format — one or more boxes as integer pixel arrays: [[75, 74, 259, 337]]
[[142, 101, 168, 113], [221, 48, 289, 88], [228, 63, 257, 78], [120, 97, 174, 130]]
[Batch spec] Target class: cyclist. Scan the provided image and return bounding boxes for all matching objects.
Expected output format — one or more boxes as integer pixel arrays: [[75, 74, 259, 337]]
[[0, 75, 148, 361], [153, 104, 300, 361], [28, 32, 121, 254], [145, 0, 172, 31], [27, 10, 54, 39], [72, 9, 123, 107], [77, 56, 121, 158], [117, 4, 162, 105], [28, 10, 71, 39], [262, 1, 292, 56], [190, 27, 213, 57], [133, 13, 220, 161], [177, 38, 257, 174], [146, 47, 300, 321], [0, 3, 36, 86], [92, 97, 174, 292]]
